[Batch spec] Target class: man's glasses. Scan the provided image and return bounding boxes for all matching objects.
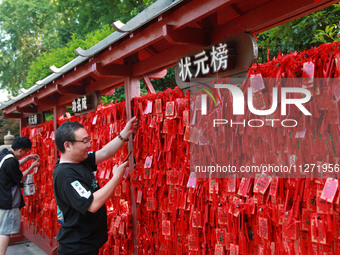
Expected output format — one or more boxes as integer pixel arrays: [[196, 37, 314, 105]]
[[68, 139, 92, 144]]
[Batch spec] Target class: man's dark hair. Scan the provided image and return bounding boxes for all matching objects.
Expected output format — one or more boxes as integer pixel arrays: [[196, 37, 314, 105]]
[[55, 121, 84, 153], [12, 137, 32, 150]]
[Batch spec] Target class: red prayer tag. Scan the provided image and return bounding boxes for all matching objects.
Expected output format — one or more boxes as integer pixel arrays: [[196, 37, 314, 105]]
[[269, 178, 278, 197], [317, 190, 333, 214], [230, 243, 239, 255], [295, 128, 306, 139], [114, 216, 121, 228], [183, 110, 189, 126], [258, 217, 269, 240], [237, 178, 251, 197], [162, 220, 171, 236], [320, 178, 338, 203], [144, 156, 153, 168], [144, 101, 153, 114], [183, 126, 190, 142], [250, 73, 265, 92], [165, 101, 175, 117], [252, 91, 266, 110], [136, 190, 142, 203], [192, 211, 202, 228], [282, 215, 297, 240], [253, 174, 271, 194], [214, 244, 224, 255], [155, 98, 162, 114], [216, 228, 226, 245], [187, 172, 197, 188], [105, 168, 111, 180], [301, 209, 311, 231], [228, 178, 236, 193], [188, 234, 199, 251], [302, 61, 315, 88], [311, 218, 326, 244], [333, 81, 340, 102], [209, 179, 219, 194], [217, 206, 228, 225]]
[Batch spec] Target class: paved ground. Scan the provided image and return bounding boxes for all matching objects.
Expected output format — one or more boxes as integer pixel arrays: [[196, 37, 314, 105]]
[[6, 241, 47, 255]]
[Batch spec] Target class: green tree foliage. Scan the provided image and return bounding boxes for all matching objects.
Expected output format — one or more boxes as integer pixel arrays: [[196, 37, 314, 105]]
[[0, 0, 61, 94], [0, 0, 156, 96], [26, 25, 114, 87], [257, 3, 340, 62]]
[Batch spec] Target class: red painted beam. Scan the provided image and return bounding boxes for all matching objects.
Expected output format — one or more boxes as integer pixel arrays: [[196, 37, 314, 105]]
[[132, 44, 202, 77], [99, 0, 236, 66], [211, 0, 339, 44]]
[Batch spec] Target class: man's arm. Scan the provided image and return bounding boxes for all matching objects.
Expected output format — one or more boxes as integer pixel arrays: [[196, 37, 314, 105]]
[[22, 160, 40, 179], [88, 161, 127, 213], [95, 117, 137, 164], [19, 154, 39, 166]]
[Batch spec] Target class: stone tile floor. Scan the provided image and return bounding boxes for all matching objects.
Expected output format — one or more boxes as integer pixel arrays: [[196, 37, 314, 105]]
[[6, 241, 47, 255]]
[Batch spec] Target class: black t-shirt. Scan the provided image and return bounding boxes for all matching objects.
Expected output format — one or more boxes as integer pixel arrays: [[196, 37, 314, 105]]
[[53, 152, 108, 254], [0, 148, 25, 209]]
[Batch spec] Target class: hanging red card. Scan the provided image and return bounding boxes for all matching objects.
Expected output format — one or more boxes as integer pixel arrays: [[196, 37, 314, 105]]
[[237, 178, 251, 197], [269, 177, 278, 197], [216, 228, 226, 245], [252, 91, 267, 110], [253, 174, 271, 194], [183, 126, 190, 142], [165, 101, 175, 117], [320, 178, 338, 203], [228, 178, 236, 193], [218, 206, 228, 225], [136, 190, 142, 203], [183, 110, 189, 126], [335, 212, 340, 239], [155, 98, 162, 114], [209, 179, 219, 194], [282, 215, 298, 240], [162, 220, 171, 236], [301, 209, 311, 231], [230, 243, 239, 255], [250, 73, 265, 93], [144, 156, 153, 168], [311, 218, 326, 244], [317, 190, 333, 214], [187, 172, 197, 188], [214, 244, 224, 255], [258, 217, 269, 240], [188, 234, 199, 252], [192, 211, 202, 228], [302, 61, 315, 88], [333, 80, 340, 102]]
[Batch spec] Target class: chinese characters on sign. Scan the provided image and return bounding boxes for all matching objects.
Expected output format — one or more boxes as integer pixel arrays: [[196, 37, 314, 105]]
[[178, 43, 234, 82], [28, 114, 39, 126], [72, 95, 90, 113]]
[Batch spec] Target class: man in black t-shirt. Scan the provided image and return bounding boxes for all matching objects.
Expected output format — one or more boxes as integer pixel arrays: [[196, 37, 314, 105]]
[[53, 118, 137, 255], [0, 137, 40, 255]]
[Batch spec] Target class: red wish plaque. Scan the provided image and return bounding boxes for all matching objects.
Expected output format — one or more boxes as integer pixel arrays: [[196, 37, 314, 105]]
[[250, 73, 265, 93], [320, 178, 338, 203], [258, 217, 269, 240], [165, 101, 175, 117]]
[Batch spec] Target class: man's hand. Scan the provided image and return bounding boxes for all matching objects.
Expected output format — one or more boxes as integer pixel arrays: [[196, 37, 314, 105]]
[[31, 159, 41, 169], [112, 161, 128, 183], [27, 154, 40, 161], [119, 117, 139, 140]]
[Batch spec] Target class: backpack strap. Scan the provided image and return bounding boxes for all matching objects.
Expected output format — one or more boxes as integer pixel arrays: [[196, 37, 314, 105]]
[[0, 154, 15, 169]]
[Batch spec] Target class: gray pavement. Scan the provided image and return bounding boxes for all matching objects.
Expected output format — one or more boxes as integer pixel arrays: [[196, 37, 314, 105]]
[[7, 241, 47, 255]]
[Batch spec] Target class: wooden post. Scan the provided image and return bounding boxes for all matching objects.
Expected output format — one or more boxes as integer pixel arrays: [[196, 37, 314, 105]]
[[53, 105, 64, 160], [124, 76, 140, 255]]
